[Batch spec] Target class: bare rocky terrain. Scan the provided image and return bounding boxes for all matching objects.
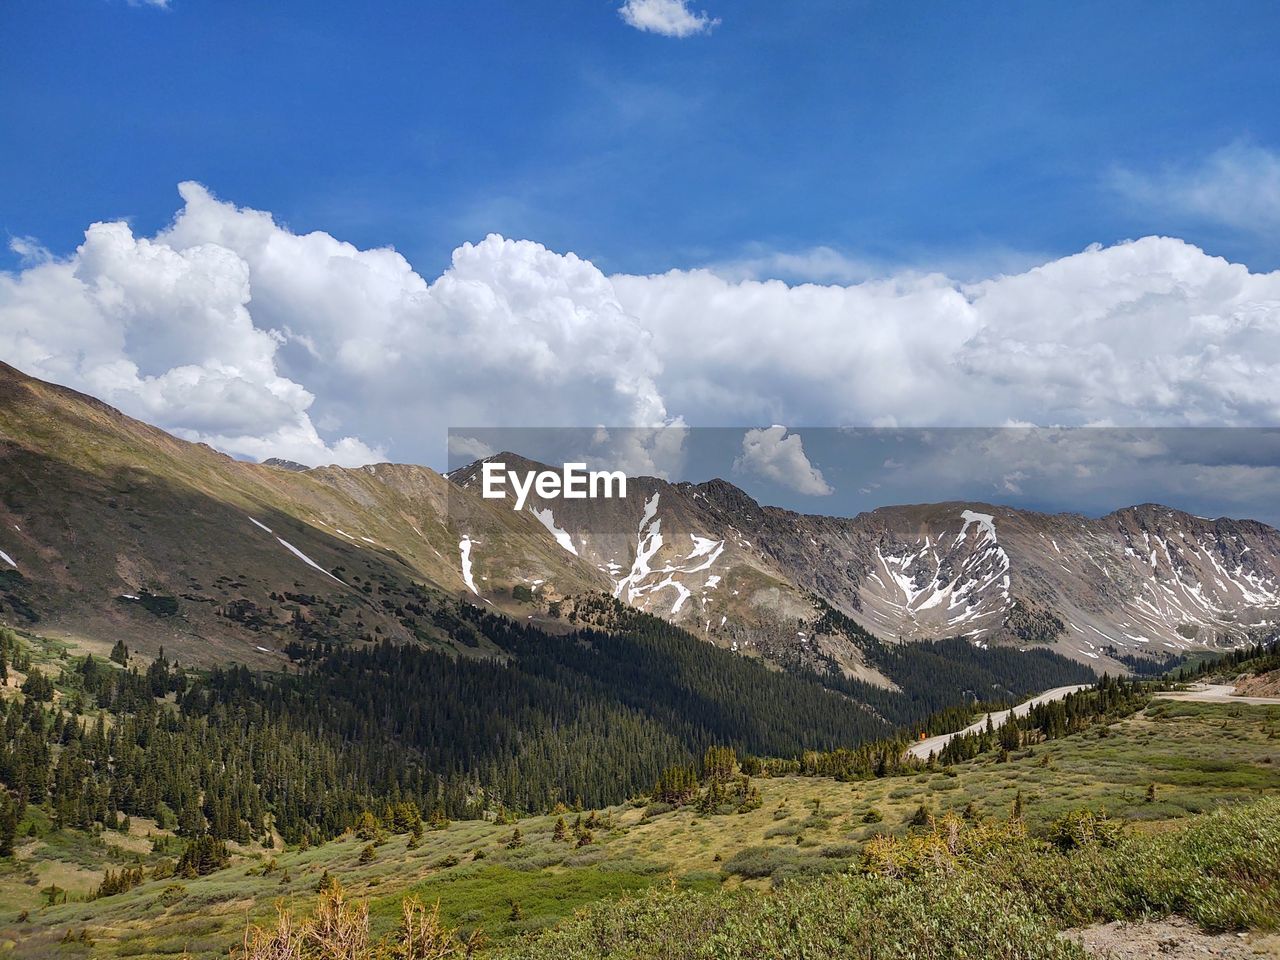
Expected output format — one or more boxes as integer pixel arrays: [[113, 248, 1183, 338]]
[[1065, 918, 1280, 959], [1235, 669, 1280, 698]]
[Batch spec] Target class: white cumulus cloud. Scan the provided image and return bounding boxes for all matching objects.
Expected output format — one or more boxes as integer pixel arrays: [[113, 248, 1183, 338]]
[[0, 220, 379, 466], [612, 236, 1280, 429], [619, 0, 718, 37], [4, 183, 1280, 475], [0, 183, 668, 467], [446, 435, 497, 463], [734, 426, 833, 495]]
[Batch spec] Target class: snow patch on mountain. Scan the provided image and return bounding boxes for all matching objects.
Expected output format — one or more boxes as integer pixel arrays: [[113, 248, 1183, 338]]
[[959, 510, 997, 544], [276, 537, 342, 583], [614, 493, 664, 602], [687, 535, 720, 559], [652, 575, 692, 613], [861, 509, 1018, 642], [681, 537, 724, 573], [529, 506, 578, 555], [459, 535, 479, 595]]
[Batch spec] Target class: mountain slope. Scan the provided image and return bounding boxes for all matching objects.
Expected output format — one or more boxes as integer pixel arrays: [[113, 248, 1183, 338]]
[[0, 362, 608, 663]]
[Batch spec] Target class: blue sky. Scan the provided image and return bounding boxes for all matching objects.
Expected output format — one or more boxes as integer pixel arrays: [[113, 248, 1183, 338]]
[[3, 1, 1280, 510], [3, 0, 1279, 277]]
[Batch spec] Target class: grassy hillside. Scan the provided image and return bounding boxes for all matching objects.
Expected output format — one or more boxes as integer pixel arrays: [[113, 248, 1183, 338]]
[[2, 686, 1276, 957], [0, 361, 610, 665]]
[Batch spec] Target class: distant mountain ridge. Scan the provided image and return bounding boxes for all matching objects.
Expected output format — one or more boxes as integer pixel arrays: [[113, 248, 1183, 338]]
[[0, 361, 1276, 681], [449, 455, 1280, 675]]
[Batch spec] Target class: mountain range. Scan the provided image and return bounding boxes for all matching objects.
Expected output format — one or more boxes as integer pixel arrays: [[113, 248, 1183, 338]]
[[1, 361, 1277, 681], [457, 459, 1280, 678]]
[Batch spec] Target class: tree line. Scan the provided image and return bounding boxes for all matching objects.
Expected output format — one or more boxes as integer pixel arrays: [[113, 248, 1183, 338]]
[[0, 603, 1116, 860]]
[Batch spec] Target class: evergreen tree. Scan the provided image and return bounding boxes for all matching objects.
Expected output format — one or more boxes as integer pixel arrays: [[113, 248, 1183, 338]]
[[702, 745, 738, 783], [0, 792, 17, 857], [177, 835, 229, 877]]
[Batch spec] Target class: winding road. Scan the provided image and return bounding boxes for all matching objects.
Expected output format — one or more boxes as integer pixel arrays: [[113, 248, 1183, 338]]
[[905, 684, 1093, 761], [906, 681, 1280, 762]]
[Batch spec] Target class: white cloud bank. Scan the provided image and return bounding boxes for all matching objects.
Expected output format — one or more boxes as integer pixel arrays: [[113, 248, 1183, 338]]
[[734, 426, 832, 495], [614, 238, 1280, 429], [3, 183, 1280, 470], [0, 183, 666, 465], [619, 0, 718, 37]]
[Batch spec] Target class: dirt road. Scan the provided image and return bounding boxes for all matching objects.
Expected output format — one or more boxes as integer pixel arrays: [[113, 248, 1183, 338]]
[[905, 684, 1093, 761], [1154, 683, 1280, 706], [1063, 917, 1280, 959]]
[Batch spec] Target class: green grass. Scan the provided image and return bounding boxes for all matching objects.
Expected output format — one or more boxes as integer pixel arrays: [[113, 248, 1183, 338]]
[[493, 796, 1280, 960], [370, 863, 713, 940], [2, 699, 1278, 958]]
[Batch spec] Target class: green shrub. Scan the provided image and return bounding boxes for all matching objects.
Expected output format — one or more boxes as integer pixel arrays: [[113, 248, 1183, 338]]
[[497, 797, 1280, 960], [818, 843, 856, 859], [495, 875, 1086, 960], [719, 845, 804, 880], [1046, 809, 1124, 851], [763, 823, 801, 839], [156, 883, 186, 907]]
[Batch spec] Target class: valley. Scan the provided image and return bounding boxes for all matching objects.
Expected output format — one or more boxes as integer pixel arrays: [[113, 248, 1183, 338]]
[[7, 5, 1278, 957]]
